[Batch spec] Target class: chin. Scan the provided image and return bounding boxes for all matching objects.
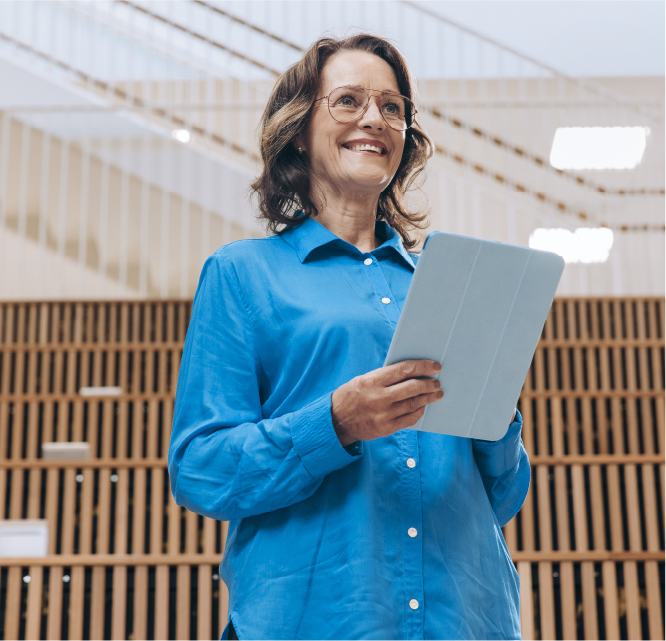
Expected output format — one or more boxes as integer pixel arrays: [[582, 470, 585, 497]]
[[342, 168, 391, 191]]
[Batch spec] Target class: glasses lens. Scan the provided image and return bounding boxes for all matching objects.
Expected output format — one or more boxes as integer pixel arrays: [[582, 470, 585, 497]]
[[328, 87, 368, 122], [380, 94, 412, 130]]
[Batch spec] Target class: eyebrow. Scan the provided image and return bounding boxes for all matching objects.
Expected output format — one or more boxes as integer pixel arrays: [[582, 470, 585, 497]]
[[345, 84, 402, 94]]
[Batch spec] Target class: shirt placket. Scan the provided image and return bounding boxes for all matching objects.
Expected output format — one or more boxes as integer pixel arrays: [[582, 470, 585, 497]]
[[361, 253, 403, 327], [362, 253, 424, 639], [398, 429, 425, 640]]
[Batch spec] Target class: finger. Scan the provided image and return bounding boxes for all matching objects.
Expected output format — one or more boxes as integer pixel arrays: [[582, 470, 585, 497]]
[[390, 406, 428, 431], [384, 376, 441, 402], [378, 359, 441, 386], [391, 389, 444, 417]]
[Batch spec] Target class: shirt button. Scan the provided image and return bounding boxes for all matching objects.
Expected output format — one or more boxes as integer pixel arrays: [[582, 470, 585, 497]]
[[381, 297, 391, 304], [408, 527, 418, 538], [409, 599, 419, 610], [364, 258, 372, 265], [406, 458, 416, 468]]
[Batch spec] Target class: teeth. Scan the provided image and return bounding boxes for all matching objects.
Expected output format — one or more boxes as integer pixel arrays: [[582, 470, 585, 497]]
[[348, 143, 383, 154]]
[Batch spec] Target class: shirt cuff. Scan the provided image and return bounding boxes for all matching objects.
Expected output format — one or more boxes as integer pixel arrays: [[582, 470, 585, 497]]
[[290, 392, 363, 478], [472, 409, 524, 477]]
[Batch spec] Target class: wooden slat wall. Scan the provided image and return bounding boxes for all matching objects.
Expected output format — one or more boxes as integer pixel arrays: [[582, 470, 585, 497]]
[[0, 302, 226, 641], [506, 298, 665, 641], [0, 299, 663, 640]]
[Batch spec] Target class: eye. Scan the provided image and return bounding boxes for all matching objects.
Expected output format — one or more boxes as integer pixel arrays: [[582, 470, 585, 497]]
[[382, 100, 402, 116], [335, 94, 359, 108]]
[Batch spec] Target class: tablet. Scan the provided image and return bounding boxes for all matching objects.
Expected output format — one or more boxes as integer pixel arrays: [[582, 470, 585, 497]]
[[385, 231, 564, 440]]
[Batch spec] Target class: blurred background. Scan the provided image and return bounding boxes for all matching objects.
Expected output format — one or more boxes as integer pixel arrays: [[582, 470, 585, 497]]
[[0, 0, 663, 300], [0, 2, 663, 640]]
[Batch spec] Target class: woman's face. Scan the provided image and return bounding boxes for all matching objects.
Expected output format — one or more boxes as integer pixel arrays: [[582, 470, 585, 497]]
[[298, 50, 407, 201]]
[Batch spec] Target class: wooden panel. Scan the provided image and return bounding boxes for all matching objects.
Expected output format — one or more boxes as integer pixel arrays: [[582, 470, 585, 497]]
[[111, 566, 127, 641], [154, 564, 169, 641], [198, 564, 212, 641], [47, 566, 64, 641], [24, 566, 43, 641], [4, 566, 22, 641], [133, 566, 149, 640], [0, 298, 662, 640], [512, 299, 664, 640]]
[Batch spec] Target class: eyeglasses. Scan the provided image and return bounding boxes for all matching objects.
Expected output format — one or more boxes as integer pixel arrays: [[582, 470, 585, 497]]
[[314, 86, 417, 132]]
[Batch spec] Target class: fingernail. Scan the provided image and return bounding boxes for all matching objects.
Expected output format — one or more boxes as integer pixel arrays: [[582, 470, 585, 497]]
[[432, 361, 441, 369]]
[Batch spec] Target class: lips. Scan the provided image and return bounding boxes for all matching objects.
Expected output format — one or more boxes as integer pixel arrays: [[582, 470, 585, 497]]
[[342, 139, 388, 155]]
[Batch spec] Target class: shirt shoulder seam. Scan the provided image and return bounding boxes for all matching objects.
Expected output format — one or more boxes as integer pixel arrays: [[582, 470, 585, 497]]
[[212, 235, 280, 256]]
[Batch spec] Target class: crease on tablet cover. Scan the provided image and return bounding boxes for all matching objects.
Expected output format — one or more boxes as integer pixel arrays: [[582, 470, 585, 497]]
[[463, 253, 531, 437]]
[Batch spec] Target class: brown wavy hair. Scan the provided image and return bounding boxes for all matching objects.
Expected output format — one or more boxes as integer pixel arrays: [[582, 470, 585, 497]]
[[250, 34, 434, 250]]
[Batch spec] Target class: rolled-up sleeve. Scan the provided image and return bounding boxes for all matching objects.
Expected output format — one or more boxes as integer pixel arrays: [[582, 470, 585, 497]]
[[168, 250, 360, 522], [472, 410, 530, 526]]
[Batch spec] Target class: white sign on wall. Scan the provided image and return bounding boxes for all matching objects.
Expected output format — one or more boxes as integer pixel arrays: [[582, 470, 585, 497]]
[[0, 520, 49, 557]]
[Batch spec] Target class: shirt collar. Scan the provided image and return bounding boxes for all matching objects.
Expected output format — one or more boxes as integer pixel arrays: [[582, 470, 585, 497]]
[[280, 215, 415, 270]]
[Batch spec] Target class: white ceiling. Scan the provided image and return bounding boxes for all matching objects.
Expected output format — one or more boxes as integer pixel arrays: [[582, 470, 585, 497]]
[[427, 1, 665, 78]]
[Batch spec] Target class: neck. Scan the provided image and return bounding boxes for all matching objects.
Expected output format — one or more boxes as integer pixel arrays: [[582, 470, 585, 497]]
[[312, 191, 381, 254]]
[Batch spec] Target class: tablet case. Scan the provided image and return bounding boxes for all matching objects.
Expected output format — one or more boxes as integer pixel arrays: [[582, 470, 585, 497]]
[[385, 231, 564, 441]]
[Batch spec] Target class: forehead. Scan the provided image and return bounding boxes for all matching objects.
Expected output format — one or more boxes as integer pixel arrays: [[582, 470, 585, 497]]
[[320, 50, 400, 94]]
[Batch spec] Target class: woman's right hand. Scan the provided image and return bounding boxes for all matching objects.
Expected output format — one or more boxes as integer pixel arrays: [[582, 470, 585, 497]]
[[331, 360, 444, 447]]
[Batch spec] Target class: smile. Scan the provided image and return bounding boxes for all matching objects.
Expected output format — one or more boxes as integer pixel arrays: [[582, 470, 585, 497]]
[[342, 141, 387, 155]]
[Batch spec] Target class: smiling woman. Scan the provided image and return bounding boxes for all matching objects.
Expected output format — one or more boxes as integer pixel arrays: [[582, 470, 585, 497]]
[[169, 33, 529, 641], [250, 34, 434, 250]]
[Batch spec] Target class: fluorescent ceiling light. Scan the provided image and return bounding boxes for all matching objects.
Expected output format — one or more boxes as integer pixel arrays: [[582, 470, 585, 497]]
[[529, 228, 614, 263], [550, 127, 648, 170], [172, 129, 191, 143]]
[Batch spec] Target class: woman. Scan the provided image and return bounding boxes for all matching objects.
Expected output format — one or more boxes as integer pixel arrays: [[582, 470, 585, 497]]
[[169, 34, 529, 640]]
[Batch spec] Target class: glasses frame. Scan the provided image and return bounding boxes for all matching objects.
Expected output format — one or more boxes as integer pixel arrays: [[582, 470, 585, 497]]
[[314, 86, 418, 131]]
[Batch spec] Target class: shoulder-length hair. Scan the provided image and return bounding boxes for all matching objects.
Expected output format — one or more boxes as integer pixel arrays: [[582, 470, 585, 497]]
[[250, 34, 434, 250]]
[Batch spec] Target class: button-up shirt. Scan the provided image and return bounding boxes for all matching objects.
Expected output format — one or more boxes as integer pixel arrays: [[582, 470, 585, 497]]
[[169, 216, 530, 640]]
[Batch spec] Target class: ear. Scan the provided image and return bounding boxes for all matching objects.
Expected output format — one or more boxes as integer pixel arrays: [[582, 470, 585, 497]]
[[293, 135, 304, 154]]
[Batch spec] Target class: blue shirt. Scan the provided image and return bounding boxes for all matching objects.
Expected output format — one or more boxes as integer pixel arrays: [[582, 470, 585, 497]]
[[169, 216, 530, 640]]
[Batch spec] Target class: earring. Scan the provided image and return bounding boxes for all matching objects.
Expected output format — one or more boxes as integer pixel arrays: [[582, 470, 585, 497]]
[[297, 147, 303, 154]]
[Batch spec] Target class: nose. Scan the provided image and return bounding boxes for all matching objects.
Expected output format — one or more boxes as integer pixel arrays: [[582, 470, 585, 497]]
[[357, 96, 384, 130]]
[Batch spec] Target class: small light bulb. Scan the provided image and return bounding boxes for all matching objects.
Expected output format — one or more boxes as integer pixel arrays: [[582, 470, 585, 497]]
[[172, 129, 191, 144]]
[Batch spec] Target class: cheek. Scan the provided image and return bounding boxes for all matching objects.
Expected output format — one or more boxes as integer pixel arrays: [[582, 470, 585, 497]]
[[313, 140, 343, 175], [306, 124, 346, 169], [302, 111, 331, 152], [391, 139, 406, 172]]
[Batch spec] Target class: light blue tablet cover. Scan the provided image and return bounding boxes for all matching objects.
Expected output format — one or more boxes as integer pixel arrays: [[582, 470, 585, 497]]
[[385, 232, 564, 440]]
